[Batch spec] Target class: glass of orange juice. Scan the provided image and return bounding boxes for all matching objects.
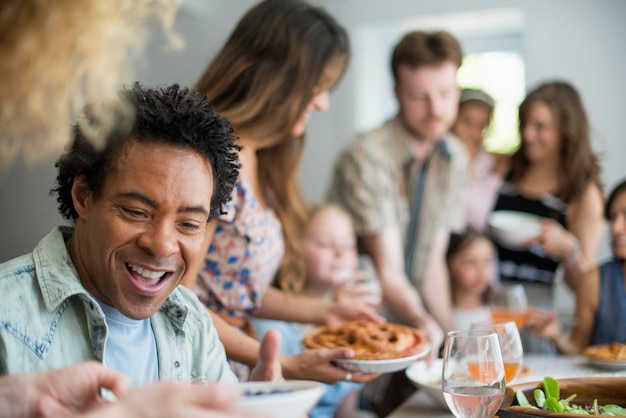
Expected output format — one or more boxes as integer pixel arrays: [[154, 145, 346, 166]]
[[471, 321, 524, 383], [489, 284, 528, 328]]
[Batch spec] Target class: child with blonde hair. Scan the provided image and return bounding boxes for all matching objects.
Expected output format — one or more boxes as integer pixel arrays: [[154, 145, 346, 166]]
[[252, 203, 381, 418]]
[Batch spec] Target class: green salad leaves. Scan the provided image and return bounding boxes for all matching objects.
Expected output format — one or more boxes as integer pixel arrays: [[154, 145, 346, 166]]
[[515, 377, 626, 416]]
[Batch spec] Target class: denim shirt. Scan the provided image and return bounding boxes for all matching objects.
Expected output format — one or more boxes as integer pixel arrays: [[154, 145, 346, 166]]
[[0, 226, 237, 384], [592, 258, 626, 345]]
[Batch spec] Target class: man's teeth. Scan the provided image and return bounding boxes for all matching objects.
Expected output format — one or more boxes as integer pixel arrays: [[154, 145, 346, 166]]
[[128, 264, 166, 279]]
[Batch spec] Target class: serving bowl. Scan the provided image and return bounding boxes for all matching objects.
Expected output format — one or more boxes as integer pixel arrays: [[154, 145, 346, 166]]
[[487, 210, 542, 249], [229, 380, 325, 418], [405, 358, 448, 410], [500, 377, 626, 418]]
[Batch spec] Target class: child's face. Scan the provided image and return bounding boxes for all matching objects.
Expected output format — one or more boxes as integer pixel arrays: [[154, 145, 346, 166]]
[[451, 101, 492, 148], [303, 209, 358, 287], [449, 237, 495, 297]]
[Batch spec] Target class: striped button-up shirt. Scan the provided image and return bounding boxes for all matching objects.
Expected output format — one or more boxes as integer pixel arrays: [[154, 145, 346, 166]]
[[328, 116, 468, 287]]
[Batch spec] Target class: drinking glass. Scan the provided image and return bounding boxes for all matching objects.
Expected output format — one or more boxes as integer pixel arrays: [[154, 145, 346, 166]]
[[353, 255, 382, 308], [442, 330, 506, 418], [489, 284, 528, 328], [471, 321, 524, 383], [338, 255, 382, 309]]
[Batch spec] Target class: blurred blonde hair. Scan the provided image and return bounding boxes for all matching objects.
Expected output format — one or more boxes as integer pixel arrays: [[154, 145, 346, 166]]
[[307, 202, 355, 233], [0, 0, 180, 169]]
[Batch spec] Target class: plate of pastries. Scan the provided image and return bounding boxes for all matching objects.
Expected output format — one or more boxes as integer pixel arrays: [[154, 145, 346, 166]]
[[302, 320, 430, 373], [583, 342, 626, 369]]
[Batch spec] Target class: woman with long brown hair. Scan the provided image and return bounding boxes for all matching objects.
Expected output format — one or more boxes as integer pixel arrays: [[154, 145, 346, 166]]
[[489, 80, 604, 351], [183, 0, 381, 383]]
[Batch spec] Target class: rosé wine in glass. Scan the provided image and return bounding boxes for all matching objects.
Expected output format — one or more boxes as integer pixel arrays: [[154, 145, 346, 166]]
[[442, 330, 506, 418]]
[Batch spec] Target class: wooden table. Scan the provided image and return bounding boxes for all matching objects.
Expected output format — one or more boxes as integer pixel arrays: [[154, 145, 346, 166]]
[[387, 355, 626, 418]]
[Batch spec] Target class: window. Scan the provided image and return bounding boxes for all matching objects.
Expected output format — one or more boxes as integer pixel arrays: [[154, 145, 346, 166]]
[[458, 51, 525, 153]]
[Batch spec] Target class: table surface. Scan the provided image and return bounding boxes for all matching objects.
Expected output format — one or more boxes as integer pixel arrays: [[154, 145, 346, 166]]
[[387, 354, 626, 418]]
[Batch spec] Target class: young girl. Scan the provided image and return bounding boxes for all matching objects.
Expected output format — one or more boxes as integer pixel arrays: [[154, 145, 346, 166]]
[[451, 88, 507, 232], [526, 179, 626, 353], [303, 204, 382, 311], [447, 227, 497, 330], [252, 203, 381, 418]]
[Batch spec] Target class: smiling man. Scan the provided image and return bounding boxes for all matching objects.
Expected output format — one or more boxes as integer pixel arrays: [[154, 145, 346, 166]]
[[0, 83, 275, 387]]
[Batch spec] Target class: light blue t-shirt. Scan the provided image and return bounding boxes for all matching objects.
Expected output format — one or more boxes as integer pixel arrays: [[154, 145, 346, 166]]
[[96, 300, 159, 387]]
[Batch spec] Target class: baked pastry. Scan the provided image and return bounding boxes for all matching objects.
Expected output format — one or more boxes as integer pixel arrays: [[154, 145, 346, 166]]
[[302, 320, 428, 360], [583, 342, 626, 361]]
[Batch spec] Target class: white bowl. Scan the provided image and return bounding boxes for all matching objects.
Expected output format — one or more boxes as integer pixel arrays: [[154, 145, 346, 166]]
[[487, 211, 542, 249], [333, 344, 430, 373], [405, 359, 448, 410], [230, 380, 325, 418]]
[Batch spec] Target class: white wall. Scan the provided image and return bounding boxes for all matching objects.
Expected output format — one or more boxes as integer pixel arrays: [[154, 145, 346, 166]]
[[1, 0, 625, 262]]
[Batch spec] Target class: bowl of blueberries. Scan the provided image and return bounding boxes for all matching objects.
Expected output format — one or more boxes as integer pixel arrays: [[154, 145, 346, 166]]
[[230, 380, 325, 418]]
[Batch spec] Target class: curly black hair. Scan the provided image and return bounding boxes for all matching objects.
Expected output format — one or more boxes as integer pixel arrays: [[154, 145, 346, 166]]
[[52, 83, 241, 222]]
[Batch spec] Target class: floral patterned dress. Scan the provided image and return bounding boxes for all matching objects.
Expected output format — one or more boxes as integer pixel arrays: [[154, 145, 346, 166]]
[[194, 176, 284, 320], [193, 176, 284, 381]]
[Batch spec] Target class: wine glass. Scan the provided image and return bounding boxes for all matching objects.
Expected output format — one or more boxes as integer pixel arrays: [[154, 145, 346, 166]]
[[471, 321, 524, 383], [442, 329, 506, 418], [489, 284, 528, 329]]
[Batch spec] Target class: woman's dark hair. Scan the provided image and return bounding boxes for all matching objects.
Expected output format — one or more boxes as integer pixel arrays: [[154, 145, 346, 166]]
[[446, 227, 489, 264], [52, 83, 241, 221], [511, 80, 602, 203], [605, 178, 626, 220]]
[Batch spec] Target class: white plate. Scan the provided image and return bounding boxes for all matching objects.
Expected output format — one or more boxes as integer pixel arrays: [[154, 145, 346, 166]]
[[487, 210, 542, 249], [333, 344, 430, 373], [405, 358, 448, 410], [230, 380, 325, 418], [587, 357, 626, 370]]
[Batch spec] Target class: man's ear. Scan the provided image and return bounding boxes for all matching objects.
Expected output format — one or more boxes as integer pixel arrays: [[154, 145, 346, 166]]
[[71, 176, 92, 219]]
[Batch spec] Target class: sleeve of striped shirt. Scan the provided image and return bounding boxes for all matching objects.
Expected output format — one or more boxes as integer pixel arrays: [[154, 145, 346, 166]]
[[445, 140, 469, 233], [327, 143, 399, 236]]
